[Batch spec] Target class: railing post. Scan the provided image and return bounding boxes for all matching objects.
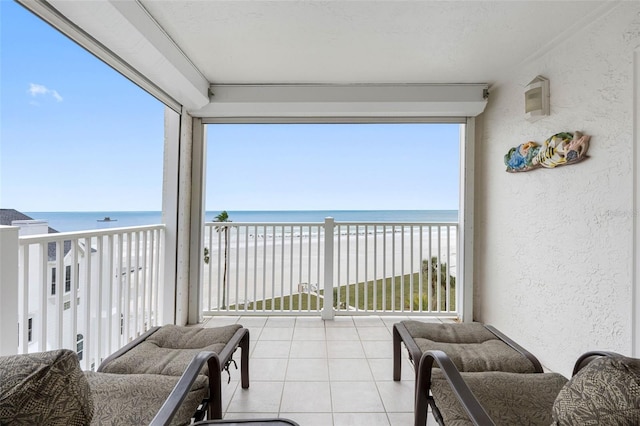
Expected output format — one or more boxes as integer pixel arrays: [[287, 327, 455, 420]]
[[322, 217, 335, 320], [0, 226, 19, 355]]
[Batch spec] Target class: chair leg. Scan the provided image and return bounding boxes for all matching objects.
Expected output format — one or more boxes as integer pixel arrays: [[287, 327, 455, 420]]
[[415, 396, 429, 426], [393, 325, 402, 381], [240, 330, 250, 389], [209, 372, 222, 420], [208, 357, 223, 419]]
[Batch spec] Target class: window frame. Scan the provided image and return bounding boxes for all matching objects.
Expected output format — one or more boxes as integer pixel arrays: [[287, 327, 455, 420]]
[[195, 116, 475, 321]]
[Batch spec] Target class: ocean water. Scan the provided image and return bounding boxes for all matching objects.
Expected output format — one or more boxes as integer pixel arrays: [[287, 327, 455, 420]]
[[25, 210, 458, 233]]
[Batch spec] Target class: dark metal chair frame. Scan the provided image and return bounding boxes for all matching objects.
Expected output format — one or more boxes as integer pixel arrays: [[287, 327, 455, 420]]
[[392, 322, 543, 383], [99, 326, 250, 420], [193, 419, 301, 425], [414, 350, 618, 426]]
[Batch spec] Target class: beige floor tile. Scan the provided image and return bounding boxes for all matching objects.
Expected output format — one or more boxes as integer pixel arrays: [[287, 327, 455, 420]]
[[362, 340, 393, 358], [286, 358, 329, 381], [368, 358, 414, 382], [280, 382, 332, 412], [290, 340, 327, 358], [236, 316, 269, 327], [325, 327, 359, 341], [353, 317, 386, 327], [220, 378, 240, 413], [326, 340, 365, 359], [251, 358, 289, 381], [252, 340, 292, 358], [380, 317, 409, 327], [357, 326, 392, 340], [333, 412, 391, 426], [331, 381, 385, 413], [294, 317, 326, 328], [260, 327, 294, 341], [265, 317, 296, 327], [376, 380, 416, 412], [227, 381, 284, 413], [324, 317, 355, 327], [213, 315, 455, 424], [292, 327, 326, 341], [387, 412, 414, 426], [224, 412, 283, 420], [280, 412, 333, 426], [202, 316, 240, 327], [245, 326, 264, 343], [328, 358, 374, 381]]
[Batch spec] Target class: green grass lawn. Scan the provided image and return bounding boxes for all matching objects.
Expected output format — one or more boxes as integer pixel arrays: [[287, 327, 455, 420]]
[[229, 272, 455, 312], [230, 293, 324, 311], [327, 272, 455, 311]]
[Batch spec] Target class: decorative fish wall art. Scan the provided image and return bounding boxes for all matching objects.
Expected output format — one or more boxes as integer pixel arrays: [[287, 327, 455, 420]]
[[504, 131, 590, 173]]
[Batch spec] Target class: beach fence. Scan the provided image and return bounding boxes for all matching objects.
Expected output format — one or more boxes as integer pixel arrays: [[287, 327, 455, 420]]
[[202, 218, 458, 317]]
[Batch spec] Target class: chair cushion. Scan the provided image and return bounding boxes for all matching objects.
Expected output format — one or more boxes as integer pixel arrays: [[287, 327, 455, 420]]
[[431, 370, 567, 426], [85, 371, 208, 426], [551, 355, 640, 425], [403, 321, 537, 373], [0, 349, 94, 425], [101, 324, 242, 376]]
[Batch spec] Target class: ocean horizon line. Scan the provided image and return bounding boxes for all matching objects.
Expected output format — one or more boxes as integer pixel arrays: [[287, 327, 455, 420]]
[[22, 209, 459, 233], [24, 208, 458, 213]]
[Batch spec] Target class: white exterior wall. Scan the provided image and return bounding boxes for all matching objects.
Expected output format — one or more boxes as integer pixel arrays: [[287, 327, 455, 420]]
[[476, 3, 640, 376]]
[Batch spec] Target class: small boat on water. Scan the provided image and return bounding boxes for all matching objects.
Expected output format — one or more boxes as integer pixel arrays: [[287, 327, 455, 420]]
[[97, 216, 118, 222]]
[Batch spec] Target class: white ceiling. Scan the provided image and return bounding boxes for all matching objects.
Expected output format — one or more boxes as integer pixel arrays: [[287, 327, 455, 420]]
[[29, 0, 614, 114], [143, 0, 607, 85]]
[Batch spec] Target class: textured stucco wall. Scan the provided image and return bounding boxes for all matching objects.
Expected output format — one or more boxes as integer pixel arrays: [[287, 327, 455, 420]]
[[475, 3, 640, 376]]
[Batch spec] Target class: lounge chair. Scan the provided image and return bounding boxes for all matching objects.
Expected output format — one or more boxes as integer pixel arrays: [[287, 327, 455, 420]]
[[393, 321, 542, 382], [414, 350, 640, 426], [98, 324, 250, 420], [0, 348, 210, 425]]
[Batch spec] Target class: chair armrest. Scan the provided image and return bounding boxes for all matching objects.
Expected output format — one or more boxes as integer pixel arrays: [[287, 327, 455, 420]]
[[150, 351, 222, 426], [484, 325, 543, 373], [571, 351, 620, 376], [415, 350, 496, 426]]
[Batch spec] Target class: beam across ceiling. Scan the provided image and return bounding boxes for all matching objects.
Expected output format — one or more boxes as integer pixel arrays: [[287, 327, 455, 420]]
[[197, 84, 489, 118]]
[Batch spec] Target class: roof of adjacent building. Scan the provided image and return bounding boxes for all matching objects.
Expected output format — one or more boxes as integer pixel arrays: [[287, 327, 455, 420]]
[[0, 209, 71, 261]]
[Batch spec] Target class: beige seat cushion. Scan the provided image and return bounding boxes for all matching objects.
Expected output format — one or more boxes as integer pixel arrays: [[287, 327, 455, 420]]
[[403, 321, 537, 373], [0, 349, 94, 426], [552, 355, 640, 425], [85, 371, 207, 426], [431, 370, 567, 426], [101, 324, 242, 376]]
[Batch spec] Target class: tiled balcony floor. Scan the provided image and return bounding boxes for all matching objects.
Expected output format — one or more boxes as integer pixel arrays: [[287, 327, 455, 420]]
[[202, 315, 445, 426]]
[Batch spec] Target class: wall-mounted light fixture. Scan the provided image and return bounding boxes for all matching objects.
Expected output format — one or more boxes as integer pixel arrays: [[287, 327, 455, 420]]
[[524, 76, 550, 122]]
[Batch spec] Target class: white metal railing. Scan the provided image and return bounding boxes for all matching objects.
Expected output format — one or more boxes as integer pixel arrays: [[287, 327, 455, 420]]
[[203, 218, 458, 317], [15, 225, 165, 370]]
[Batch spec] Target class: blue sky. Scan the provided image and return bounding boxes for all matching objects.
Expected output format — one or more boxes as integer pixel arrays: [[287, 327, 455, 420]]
[[1, 1, 460, 212], [207, 123, 460, 210]]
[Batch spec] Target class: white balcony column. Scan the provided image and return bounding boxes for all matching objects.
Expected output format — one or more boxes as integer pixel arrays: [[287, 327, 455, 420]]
[[188, 119, 206, 325], [322, 217, 335, 320], [0, 226, 19, 355], [162, 107, 196, 326], [459, 118, 476, 323], [163, 106, 207, 326]]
